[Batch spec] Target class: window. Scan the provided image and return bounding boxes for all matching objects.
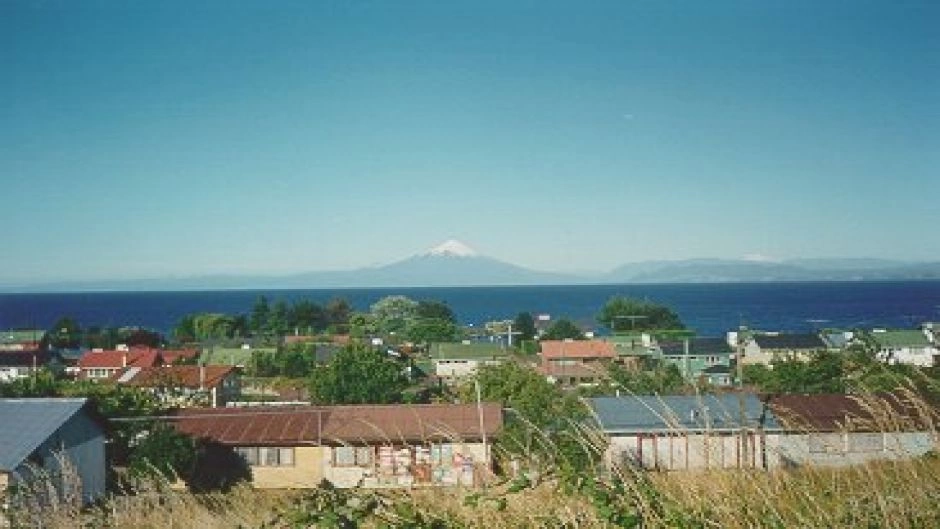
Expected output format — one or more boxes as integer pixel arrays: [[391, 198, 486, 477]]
[[235, 447, 295, 467], [333, 446, 374, 467]]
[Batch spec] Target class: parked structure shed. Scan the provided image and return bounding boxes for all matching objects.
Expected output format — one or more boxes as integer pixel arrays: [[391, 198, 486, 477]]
[[0, 398, 106, 506]]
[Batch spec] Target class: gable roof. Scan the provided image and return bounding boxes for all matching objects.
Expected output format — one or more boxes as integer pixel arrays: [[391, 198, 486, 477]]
[[870, 330, 931, 348], [170, 403, 503, 446], [78, 349, 163, 369], [116, 365, 237, 389], [660, 337, 732, 357], [540, 340, 616, 360], [0, 398, 93, 471], [588, 394, 777, 432], [752, 334, 826, 350]]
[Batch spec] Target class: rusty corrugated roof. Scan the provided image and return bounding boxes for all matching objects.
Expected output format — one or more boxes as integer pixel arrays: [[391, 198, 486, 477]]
[[171, 403, 502, 446], [767, 393, 934, 432]]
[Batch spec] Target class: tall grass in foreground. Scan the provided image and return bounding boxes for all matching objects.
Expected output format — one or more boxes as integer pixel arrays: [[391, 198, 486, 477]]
[[9, 391, 940, 528]]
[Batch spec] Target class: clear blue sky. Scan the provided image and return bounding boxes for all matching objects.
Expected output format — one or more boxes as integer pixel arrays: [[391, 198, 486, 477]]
[[2, 1, 938, 283]]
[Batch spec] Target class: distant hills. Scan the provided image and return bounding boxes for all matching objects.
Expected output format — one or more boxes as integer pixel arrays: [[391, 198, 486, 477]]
[[6, 240, 940, 292]]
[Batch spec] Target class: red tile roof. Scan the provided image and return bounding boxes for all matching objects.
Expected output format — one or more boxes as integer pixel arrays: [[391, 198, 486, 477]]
[[118, 365, 236, 389], [540, 340, 616, 360], [171, 403, 503, 446], [78, 350, 162, 369]]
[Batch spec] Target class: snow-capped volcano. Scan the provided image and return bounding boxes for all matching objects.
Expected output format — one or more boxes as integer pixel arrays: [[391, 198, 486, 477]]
[[426, 239, 478, 257]]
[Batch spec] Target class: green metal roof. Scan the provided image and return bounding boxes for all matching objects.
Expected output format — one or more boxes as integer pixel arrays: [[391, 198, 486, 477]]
[[201, 346, 275, 366], [871, 330, 931, 348], [1, 330, 45, 344]]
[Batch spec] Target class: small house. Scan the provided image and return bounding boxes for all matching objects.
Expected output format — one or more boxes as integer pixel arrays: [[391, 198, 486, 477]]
[[659, 338, 734, 386], [869, 329, 937, 367], [431, 342, 508, 382], [0, 330, 45, 352], [77, 349, 162, 380], [0, 398, 106, 507], [171, 403, 502, 489], [115, 365, 240, 408], [603, 334, 660, 370], [540, 340, 616, 386], [0, 351, 58, 382], [741, 333, 827, 366]]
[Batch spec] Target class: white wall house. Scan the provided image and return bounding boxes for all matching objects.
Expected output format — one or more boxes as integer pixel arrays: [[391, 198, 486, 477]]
[[870, 329, 937, 368]]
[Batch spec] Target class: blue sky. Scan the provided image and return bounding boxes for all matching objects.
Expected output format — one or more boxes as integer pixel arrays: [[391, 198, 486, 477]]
[[2, 0, 938, 283]]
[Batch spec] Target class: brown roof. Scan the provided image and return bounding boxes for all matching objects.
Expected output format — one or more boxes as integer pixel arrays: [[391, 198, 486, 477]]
[[540, 340, 616, 360], [118, 365, 236, 389], [171, 403, 503, 446], [767, 393, 935, 432]]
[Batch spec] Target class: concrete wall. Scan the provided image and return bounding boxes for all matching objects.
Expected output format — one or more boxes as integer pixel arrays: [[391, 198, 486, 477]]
[[248, 446, 326, 488], [606, 432, 770, 471], [768, 432, 935, 468]]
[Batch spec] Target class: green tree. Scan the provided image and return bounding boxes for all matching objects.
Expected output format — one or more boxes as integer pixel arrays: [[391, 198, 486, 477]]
[[608, 363, 687, 394], [128, 422, 197, 481], [174, 315, 198, 343], [308, 345, 408, 404], [597, 296, 685, 332], [406, 318, 461, 344], [461, 363, 595, 475], [743, 351, 846, 394], [542, 319, 585, 341], [121, 327, 164, 348], [289, 300, 327, 334], [250, 296, 271, 334], [513, 312, 537, 343], [370, 295, 419, 335], [268, 300, 290, 337], [325, 297, 352, 329], [348, 312, 377, 339], [44, 317, 82, 349], [415, 300, 457, 323]]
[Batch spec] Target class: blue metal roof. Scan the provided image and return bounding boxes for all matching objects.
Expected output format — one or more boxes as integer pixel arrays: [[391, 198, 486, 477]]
[[0, 398, 89, 471], [588, 394, 780, 432]]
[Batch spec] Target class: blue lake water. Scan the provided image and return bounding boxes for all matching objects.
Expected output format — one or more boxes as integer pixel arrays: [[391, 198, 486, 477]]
[[1, 281, 939, 337]]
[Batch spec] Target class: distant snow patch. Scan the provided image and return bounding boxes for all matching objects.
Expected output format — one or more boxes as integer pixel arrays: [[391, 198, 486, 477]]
[[427, 239, 478, 257]]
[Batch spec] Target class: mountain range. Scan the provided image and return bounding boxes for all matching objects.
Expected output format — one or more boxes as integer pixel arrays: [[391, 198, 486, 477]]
[[7, 240, 940, 292]]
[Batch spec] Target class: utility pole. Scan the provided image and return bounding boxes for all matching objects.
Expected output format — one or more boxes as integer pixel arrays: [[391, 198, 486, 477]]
[[737, 326, 749, 467], [504, 321, 522, 348]]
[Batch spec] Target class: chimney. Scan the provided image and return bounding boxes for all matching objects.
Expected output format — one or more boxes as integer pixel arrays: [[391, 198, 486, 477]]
[[199, 363, 206, 391], [122, 352, 128, 368]]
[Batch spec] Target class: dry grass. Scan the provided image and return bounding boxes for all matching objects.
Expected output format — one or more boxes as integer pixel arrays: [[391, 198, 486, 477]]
[[11, 456, 940, 528]]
